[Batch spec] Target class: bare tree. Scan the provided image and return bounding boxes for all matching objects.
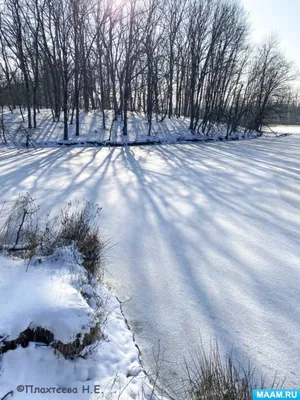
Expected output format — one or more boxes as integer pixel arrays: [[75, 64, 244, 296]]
[[0, 0, 296, 139]]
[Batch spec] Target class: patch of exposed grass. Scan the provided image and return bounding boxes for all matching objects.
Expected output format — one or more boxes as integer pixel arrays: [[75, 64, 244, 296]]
[[0, 194, 106, 279]]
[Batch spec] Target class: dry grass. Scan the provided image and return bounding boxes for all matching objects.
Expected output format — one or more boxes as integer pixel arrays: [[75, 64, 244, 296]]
[[0, 193, 40, 252], [0, 195, 106, 279], [180, 341, 283, 400], [57, 201, 104, 279]]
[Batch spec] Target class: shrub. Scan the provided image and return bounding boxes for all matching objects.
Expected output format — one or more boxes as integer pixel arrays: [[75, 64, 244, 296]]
[[56, 201, 104, 279], [0, 195, 105, 279]]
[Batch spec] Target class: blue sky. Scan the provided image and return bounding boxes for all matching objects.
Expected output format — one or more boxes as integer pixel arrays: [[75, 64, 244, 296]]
[[242, 0, 300, 68]]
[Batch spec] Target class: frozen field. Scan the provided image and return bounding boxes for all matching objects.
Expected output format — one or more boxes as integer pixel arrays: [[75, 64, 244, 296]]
[[0, 132, 299, 388]]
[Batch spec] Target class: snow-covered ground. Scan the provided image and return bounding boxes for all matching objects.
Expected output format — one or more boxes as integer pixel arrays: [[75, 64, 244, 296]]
[[0, 129, 299, 392], [265, 124, 300, 136], [1, 109, 256, 146], [0, 248, 158, 399]]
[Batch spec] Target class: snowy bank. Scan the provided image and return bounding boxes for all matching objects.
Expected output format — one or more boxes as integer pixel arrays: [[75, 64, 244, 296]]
[[0, 248, 160, 399], [1, 109, 260, 148]]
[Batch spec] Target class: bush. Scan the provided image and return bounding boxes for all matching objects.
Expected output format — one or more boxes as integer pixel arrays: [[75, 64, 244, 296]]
[[57, 201, 104, 279], [0, 194, 105, 279]]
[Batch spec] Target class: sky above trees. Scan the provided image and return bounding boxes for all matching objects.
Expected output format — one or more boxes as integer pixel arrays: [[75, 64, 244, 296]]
[[242, 0, 300, 70]]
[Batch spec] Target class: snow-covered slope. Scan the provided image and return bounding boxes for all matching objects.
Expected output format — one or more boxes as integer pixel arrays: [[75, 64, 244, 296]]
[[0, 132, 299, 390], [0, 249, 157, 399], [0, 252, 96, 343], [1, 109, 257, 146]]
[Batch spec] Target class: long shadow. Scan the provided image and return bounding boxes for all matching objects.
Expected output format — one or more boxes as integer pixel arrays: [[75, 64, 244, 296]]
[[0, 134, 299, 387]]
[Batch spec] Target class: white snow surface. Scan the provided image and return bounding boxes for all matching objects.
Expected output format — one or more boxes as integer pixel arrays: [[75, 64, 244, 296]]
[[0, 129, 299, 390], [0, 252, 95, 343], [0, 249, 157, 399]]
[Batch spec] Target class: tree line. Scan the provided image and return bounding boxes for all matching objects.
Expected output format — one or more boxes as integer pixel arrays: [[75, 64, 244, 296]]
[[0, 0, 295, 140]]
